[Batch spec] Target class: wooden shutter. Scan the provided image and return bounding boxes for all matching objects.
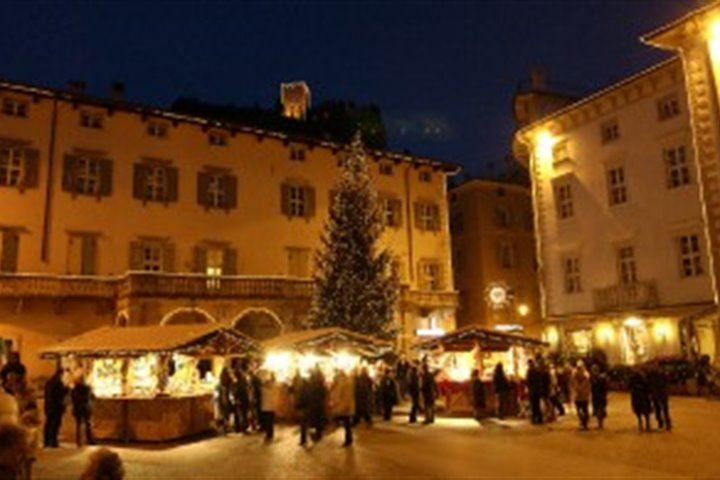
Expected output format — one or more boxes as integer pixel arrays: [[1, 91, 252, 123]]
[[280, 184, 291, 216], [225, 174, 238, 210], [163, 242, 176, 272], [430, 204, 441, 231], [99, 159, 113, 197], [193, 245, 208, 273], [223, 247, 238, 275], [132, 164, 146, 200], [305, 186, 316, 218], [166, 166, 179, 203], [63, 155, 78, 193], [0, 231, 19, 273], [197, 171, 210, 208], [81, 236, 97, 275], [414, 202, 423, 230], [391, 199, 402, 228], [22, 149, 39, 189], [128, 241, 144, 270]]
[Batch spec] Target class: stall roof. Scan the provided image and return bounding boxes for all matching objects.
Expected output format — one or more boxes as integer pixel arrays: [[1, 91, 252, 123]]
[[262, 328, 393, 356], [41, 324, 259, 358], [414, 325, 547, 352]]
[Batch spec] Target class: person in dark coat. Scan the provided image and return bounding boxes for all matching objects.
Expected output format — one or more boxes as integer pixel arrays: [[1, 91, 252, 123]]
[[306, 366, 328, 442], [471, 369, 486, 422], [407, 364, 421, 424], [395, 356, 409, 399], [379, 369, 398, 421], [590, 364, 608, 429], [420, 365, 438, 424], [492, 363, 510, 420], [233, 366, 250, 433], [214, 367, 234, 435], [0, 353, 26, 394], [526, 360, 544, 425], [43, 368, 68, 448], [629, 368, 652, 432], [71, 376, 94, 446], [647, 364, 672, 431], [353, 367, 373, 427]]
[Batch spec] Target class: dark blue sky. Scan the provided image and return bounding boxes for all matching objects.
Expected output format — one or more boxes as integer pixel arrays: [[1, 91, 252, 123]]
[[0, 0, 698, 175]]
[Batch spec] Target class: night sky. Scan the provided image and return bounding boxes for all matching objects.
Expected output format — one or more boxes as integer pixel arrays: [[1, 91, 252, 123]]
[[0, 0, 700, 175]]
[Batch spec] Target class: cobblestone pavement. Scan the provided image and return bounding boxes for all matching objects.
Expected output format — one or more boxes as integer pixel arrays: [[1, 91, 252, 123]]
[[35, 393, 720, 479]]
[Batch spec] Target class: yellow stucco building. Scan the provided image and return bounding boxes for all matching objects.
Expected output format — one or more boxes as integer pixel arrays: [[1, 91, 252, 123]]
[[0, 80, 459, 377]]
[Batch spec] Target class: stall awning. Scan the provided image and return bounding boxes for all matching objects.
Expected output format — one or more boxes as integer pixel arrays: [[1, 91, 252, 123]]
[[262, 328, 393, 357], [41, 324, 259, 358], [413, 324, 547, 352]]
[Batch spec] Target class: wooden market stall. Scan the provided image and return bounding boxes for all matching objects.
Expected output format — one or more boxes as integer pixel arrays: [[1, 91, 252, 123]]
[[414, 325, 547, 416], [41, 323, 259, 442], [261, 327, 393, 418]]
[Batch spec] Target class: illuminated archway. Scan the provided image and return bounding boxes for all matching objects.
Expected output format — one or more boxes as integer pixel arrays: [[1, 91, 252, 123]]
[[160, 307, 216, 326], [231, 308, 284, 340]]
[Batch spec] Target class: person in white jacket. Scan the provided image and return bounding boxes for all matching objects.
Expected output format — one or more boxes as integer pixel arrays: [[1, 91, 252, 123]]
[[259, 371, 278, 442], [329, 369, 355, 447]]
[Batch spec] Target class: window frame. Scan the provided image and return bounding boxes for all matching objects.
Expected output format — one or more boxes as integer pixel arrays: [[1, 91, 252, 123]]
[[678, 234, 704, 278], [74, 156, 102, 196], [145, 165, 168, 202], [554, 181, 574, 220], [379, 163, 393, 176], [79, 110, 104, 129], [288, 185, 306, 217], [664, 144, 691, 189], [606, 165, 628, 206], [419, 171, 432, 183], [562, 256, 582, 294], [0, 147, 24, 187], [2, 98, 28, 118], [600, 119, 620, 144], [657, 94, 681, 121], [616, 246, 637, 285], [147, 122, 168, 138], [208, 132, 228, 147]]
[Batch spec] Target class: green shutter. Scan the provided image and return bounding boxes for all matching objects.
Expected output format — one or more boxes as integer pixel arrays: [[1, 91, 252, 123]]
[[163, 242, 176, 272], [431, 204, 441, 231], [63, 155, 78, 193], [128, 241, 144, 271], [81, 236, 97, 275], [305, 186, 316, 218], [280, 184, 290, 216], [132, 164, 146, 200], [193, 246, 208, 273], [22, 149, 39, 189], [99, 159, 113, 197], [391, 199, 403, 228], [225, 174, 238, 210], [166, 167, 179, 203], [223, 248, 238, 275], [0, 231, 19, 273], [197, 171, 210, 208]]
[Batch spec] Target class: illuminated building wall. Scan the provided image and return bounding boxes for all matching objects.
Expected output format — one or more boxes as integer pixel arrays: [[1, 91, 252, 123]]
[[0, 80, 458, 376], [450, 179, 541, 335]]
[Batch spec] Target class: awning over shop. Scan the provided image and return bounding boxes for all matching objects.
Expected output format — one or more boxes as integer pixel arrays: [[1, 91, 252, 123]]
[[414, 324, 547, 352], [262, 327, 393, 357], [41, 324, 259, 358]]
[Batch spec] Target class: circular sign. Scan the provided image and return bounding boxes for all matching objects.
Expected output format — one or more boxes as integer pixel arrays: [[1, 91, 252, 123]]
[[485, 282, 512, 310]]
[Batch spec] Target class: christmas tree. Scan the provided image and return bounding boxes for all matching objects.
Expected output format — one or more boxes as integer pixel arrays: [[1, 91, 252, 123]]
[[307, 132, 399, 339]]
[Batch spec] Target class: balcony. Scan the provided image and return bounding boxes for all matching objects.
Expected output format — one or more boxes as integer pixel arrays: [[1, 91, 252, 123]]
[[592, 281, 658, 313], [400, 287, 459, 310], [0, 274, 117, 299]]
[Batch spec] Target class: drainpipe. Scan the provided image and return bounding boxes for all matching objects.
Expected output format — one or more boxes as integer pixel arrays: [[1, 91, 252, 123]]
[[41, 97, 59, 263]]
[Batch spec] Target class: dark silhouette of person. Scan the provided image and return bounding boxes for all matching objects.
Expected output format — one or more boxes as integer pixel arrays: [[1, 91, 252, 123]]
[[43, 368, 68, 448]]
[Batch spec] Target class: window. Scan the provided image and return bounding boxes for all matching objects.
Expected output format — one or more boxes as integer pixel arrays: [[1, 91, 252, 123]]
[[63, 155, 112, 197], [287, 248, 310, 277], [129, 240, 174, 272], [67, 234, 97, 275], [562, 256, 582, 294], [207, 174, 226, 208], [664, 145, 691, 189], [147, 122, 168, 138], [0, 147, 23, 187], [0, 230, 19, 273], [289, 146, 306, 162], [145, 166, 167, 202], [678, 234, 703, 278], [554, 182, 573, 220], [419, 171, 432, 183], [498, 242, 516, 269], [600, 120, 620, 144], [494, 207, 512, 228], [607, 166, 628, 205], [415, 202, 440, 231], [80, 111, 104, 129], [281, 183, 315, 218], [616, 246, 637, 285], [379, 163, 393, 176], [381, 197, 402, 228], [208, 132, 227, 146], [2, 98, 27, 118], [74, 157, 101, 195], [134, 163, 178, 203], [419, 261, 442, 291], [193, 244, 237, 277], [141, 243, 163, 272], [205, 248, 224, 288], [198, 170, 237, 210], [657, 94, 680, 121]]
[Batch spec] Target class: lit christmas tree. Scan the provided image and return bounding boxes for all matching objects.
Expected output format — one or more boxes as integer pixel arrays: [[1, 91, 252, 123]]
[[307, 132, 399, 339]]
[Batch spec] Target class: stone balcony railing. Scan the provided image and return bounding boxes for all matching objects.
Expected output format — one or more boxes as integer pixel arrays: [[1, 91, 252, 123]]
[[592, 281, 659, 312], [0, 273, 458, 310]]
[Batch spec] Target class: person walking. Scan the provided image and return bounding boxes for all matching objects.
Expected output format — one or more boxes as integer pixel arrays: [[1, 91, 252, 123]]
[[233, 365, 251, 433], [590, 364, 608, 429], [353, 367, 373, 427], [43, 368, 68, 448], [259, 371, 278, 443], [395, 356, 409, 400], [71, 375, 94, 446], [471, 369, 486, 422], [307, 366, 328, 442], [570, 361, 591, 430], [420, 364, 438, 424], [648, 363, 672, 431], [213, 367, 234, 435], [526, 360, 544, 425], [492, 363, 510, 420], [629, 368, 653, 432], [407, 364, 421, 424], [329, 369, 355, 447], [379, 369, 398, 421]]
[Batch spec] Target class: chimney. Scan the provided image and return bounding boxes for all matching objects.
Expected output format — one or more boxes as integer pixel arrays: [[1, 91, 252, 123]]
[[68, 80, 86, 94], [110, 82, 125, 101], [530, 67, 546, 90]]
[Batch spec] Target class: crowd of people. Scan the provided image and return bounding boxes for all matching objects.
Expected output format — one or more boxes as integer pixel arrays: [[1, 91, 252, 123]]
[[212, 357, 440, 448]]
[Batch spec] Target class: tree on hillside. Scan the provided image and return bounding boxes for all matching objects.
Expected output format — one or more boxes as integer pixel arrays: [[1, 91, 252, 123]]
[[307, 133, 399, 339]]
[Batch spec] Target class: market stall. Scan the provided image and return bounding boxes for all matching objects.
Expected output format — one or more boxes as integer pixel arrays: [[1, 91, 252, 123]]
[[261, 327, 393, 418], [41, 323, 259, 442], [414, 325, 547, 416]]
